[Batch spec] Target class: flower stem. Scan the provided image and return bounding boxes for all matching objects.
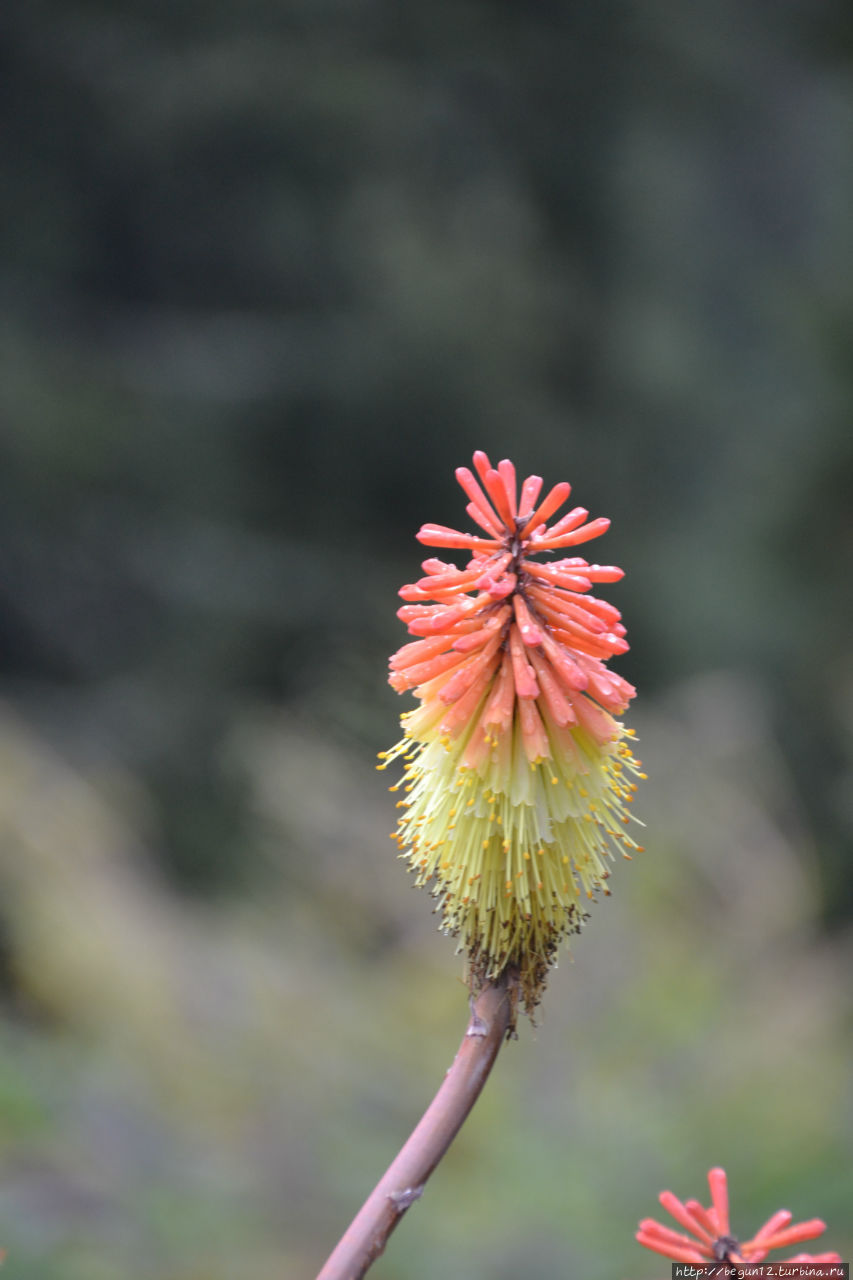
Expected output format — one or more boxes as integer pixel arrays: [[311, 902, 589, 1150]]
[[316, 969, 518, 1280]]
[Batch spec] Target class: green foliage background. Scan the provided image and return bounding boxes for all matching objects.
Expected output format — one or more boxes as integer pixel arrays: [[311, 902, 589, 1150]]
[[0, 2, 851, 1276]]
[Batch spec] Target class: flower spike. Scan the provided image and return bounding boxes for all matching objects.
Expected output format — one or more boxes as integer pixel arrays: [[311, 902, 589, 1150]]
[[636, 1168, 840, 1267], [380, 453, 644, 1012]]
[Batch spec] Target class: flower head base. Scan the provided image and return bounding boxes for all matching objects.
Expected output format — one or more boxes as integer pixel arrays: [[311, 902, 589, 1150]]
[[379, 451, 643, 1011], [637, 1167, 841, 1267]]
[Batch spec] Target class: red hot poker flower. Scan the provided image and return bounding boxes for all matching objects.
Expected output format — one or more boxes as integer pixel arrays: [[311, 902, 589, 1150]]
[[379, 451, 644, 1011], [637, 1167, 841, 1267]]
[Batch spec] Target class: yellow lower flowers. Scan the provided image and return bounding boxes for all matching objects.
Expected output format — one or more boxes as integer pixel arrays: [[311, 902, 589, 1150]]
[[379, 452, 644, 1010]]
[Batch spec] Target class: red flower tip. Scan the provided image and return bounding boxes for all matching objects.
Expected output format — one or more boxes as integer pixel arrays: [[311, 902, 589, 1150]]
[[637, 1169, 839, 1269], [708, 1167, 730, 1235]]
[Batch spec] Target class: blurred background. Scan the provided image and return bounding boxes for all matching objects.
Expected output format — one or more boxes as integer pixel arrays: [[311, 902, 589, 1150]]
[[1, 1, 852, 1277]]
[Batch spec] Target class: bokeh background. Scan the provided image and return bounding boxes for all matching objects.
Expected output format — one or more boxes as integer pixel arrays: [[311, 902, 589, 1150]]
[[1, 2, 852, 1277]]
